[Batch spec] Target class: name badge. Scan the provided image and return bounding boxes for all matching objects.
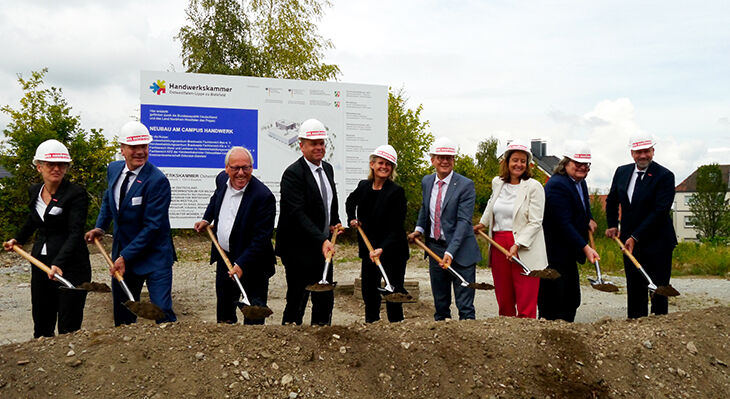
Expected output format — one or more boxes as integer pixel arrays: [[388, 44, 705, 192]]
[[48, 207, 63, 216], [131, 196, 143, 206]]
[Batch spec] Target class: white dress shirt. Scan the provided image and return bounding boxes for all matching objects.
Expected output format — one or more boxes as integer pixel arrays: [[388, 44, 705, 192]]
[[627, 164, 646, 204], [304, 158, 333, 218], [114, 164, 144, 210], [217, 178, 247, 252], [34, 186, 48, 255]]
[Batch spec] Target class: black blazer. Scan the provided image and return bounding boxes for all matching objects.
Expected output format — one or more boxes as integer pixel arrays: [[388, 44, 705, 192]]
[[345, 179, 409, 263], [275, 157, 340, 262], [606, 161, 677, 253], [203, 172, 276, 278], [15, 179, 91, 281], [543, 173, 593, 265]]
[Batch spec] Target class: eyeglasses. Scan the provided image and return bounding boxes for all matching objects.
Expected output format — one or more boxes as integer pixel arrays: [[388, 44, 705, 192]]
[[228, 165, 252, 173], [572, 161, 591, 169], [41, 162, 70, 170]]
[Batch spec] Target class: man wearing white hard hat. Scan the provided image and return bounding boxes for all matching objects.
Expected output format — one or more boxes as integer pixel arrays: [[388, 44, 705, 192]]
[[605, 134, 677, 318], [276, 118, 343, 326], [539, 140, 599, 322], [85, 120, 177, 325], [408, 137, 482, 321], [346, 144, 410, 323]]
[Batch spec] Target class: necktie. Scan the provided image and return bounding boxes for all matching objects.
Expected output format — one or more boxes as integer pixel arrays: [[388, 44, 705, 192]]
[[632, 171, 645, 203], [433, 180, 445, 239], [119, 171, 134, 206], [316, 167, 329, 233]]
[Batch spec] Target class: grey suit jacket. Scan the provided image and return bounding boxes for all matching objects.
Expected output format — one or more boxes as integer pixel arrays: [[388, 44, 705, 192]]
[[416, 172, 482, 266]]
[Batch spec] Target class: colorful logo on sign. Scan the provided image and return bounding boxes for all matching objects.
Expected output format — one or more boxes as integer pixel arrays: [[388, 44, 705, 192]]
[[150, 80, 166, 95]]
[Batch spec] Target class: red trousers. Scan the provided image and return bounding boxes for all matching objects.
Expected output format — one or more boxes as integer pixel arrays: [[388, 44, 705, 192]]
[[490, 231, 540, 318]]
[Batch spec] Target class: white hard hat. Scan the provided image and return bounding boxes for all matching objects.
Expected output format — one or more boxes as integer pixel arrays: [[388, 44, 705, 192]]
[[429, 137, 457, 156], [371, 144, 398, 165], [563, 140, 591, 163], [33, 139, 72, 165], [298, 118, 328, 140], [119, 121, 153, 145], [503, 139, 533, 164], [629, 133, 654, 150]]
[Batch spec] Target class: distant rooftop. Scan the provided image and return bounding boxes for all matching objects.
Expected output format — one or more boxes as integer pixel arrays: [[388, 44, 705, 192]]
[[676, 164, 730, 192]]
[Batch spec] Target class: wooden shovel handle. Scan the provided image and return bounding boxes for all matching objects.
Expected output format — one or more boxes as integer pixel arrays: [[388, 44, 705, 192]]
[[325, 226, 344, 262], [205, 225, 235, 273], [93, 237, 125, 282], [356, 225, 382, 265], [11, 245, 52, 274], [588, 231, 596, 249], [612, 236, 642, 270], [412, 237, 443, 263], [476, 230, 511, 258]]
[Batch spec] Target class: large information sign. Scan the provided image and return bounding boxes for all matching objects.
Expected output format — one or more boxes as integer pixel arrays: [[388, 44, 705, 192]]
[[140, 71, 388, 228]]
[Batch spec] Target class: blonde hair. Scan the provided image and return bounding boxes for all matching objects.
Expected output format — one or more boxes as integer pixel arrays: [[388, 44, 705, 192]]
[[367, 155, 397, 181]]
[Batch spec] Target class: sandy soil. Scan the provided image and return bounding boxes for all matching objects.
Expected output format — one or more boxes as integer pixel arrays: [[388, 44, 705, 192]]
[[0, 236, 728, 398]]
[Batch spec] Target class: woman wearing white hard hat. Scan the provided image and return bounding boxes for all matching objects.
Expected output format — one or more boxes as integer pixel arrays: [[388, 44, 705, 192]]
[[538, 141, 600, 322], [474, 139, 547, 318], [346, 144, 409, 323], [3, 139, 91, 338]]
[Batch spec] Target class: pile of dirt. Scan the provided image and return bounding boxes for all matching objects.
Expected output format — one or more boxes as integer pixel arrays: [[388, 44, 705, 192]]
[[1, 306, 728, 398]]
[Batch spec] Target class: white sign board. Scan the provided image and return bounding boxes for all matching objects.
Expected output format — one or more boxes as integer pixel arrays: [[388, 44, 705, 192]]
[[140, 71, 388, 228]]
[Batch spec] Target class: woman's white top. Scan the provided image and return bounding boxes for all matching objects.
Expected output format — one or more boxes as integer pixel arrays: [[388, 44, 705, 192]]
[[35, 185, 48, 255], [492, 183, 517, 231]]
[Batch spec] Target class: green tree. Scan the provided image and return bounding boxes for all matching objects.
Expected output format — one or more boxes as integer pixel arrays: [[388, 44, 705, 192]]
[[387, 88, 433, 230], [0, 69, 116, 237], [589, 189, 608, 234], [473, 137, 500, 212], [688, 164, 730, 242], [177, 0, 340, 80]]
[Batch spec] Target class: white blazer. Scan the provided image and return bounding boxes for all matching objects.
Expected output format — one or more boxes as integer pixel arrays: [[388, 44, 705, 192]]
[[479, 176, 548, 270]]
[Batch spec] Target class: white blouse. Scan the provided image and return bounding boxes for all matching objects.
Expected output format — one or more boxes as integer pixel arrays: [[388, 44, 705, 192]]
[[35, 186, 48, 255], [492, 183, 518, 232]]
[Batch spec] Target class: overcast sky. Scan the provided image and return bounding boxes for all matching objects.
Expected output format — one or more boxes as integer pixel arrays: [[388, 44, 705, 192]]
[[1, 0, 728, 190]]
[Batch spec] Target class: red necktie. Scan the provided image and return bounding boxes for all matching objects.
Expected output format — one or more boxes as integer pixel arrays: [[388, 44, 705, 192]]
[[433, 180, 445, 239]]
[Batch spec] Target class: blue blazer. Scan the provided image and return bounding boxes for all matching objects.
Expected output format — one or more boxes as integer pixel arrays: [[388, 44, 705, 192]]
[[96, 160, 175, 275], [606, 161, 677, 253], [416, 172, 482, 266], [543, 173, 593, 265], [203, 171, 276, 279]]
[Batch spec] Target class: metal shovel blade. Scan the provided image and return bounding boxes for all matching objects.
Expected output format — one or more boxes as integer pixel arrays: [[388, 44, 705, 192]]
[[528, 268, 561, 280], [77, 281, 112, 292], [306, 260, 337, 292], [383, 292, 417, 303], [653, 284, 680, 297], [468, 282, 495, 290], [239, 304, 274, 320], [588, 277, 619, 293], [124, 300, 166, 321]]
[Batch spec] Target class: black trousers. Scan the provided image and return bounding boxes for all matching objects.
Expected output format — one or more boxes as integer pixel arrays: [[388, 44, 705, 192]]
[[215, 258, 269, 325], [30, 255, 88, 338], [625, 247, 672, 318], [281, 256, 334, 326], [361, 256, 405, 323], [537, 261, 580, 322]]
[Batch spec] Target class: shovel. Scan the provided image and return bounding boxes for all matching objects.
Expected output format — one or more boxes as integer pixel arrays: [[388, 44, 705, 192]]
[[306, 227, 343, 292], [93, 237, 166, 321], [10, 244, 110, 292], [11, 245, 87, 292], [612, 236, 679, 297], [587, 231, 618, 292], [476, 230, 560, 279], [355, 225, 415, 303], [412, 237, 494, 290], [205, 226, 273, 320]]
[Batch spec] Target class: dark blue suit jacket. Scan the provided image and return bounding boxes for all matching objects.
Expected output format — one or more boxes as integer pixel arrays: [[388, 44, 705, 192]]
[[606, 161, 677, 253], [416, 172, 481, 266], [95, 160, 175, 275], [543, 173, 593, 265], [203, 172, 276, 279]]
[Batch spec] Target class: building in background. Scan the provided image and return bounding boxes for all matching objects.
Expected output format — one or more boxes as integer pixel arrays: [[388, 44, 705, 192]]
[[673, 164, 730, 242], [530, 139, 560, 177]]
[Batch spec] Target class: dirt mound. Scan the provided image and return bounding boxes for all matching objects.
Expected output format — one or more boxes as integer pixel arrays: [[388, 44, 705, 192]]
[[1, 307, 728, 398]]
